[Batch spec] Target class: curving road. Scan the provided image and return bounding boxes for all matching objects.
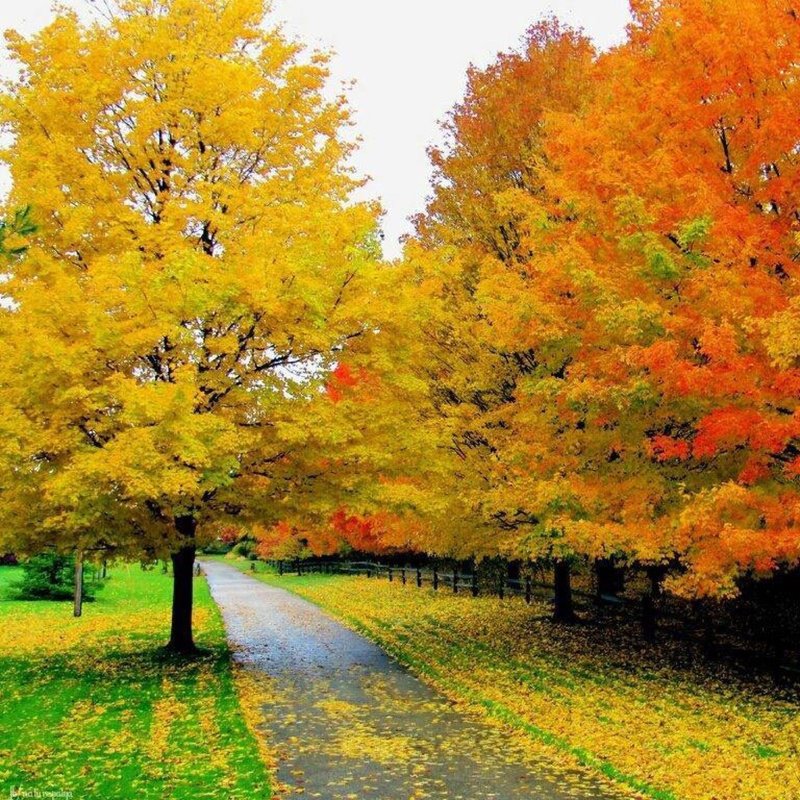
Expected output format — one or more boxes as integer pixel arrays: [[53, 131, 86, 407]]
[[201, 560, 630, 800]]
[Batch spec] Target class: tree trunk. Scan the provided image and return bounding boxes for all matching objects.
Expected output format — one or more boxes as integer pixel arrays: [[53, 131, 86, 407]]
[[642, 594, 657, 642], [595, 558, 617, 602], [73, 552, 83, 618], [642, 566, 661, 642], [167, 516, 197, 654], [700, 600, 715, 657], [648, 566, 663, 598], [553, 559, 576, 623]]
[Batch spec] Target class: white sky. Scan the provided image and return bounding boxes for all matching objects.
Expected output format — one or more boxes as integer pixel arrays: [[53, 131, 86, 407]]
[[1, 0, 631, 258]]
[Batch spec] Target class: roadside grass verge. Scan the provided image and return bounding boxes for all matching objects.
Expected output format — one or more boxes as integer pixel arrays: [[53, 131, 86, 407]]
[[0, 564, 271, 800], [224, 558, 800, 800]]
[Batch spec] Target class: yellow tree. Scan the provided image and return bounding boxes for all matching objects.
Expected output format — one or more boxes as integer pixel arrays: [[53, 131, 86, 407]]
[[0, 0, 386, 651], [404, 21, 603, 618]]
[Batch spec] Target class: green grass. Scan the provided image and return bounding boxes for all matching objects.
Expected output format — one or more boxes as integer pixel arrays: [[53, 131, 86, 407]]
[[0, 564, 271, 800]]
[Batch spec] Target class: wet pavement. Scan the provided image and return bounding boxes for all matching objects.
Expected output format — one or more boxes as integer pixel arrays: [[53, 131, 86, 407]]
[[201, 560, 630, 800]]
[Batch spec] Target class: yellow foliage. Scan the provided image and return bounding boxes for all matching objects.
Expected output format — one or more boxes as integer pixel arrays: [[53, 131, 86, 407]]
[[0, 0, 397, 576]]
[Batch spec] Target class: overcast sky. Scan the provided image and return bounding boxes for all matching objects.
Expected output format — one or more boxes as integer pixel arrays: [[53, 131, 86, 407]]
[[1, 0, 631, 258]]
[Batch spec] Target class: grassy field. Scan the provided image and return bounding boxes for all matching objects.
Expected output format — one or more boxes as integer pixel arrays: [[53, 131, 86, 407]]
[[226, 558, 800, 800], [0, 563, 271, 800]]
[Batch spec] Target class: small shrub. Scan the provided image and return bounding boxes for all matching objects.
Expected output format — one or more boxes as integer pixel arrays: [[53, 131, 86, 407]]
[[232, 538, 256, 559], [16, 553, 101, 601]]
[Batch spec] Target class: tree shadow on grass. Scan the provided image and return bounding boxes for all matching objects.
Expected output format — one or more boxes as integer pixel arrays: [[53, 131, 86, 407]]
[[0, 639, 268, 800]]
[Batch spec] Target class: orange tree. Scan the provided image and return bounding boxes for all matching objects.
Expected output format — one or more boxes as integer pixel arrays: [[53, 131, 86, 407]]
[[547, 0, 800, 598], [403, 0, 800, 610], [401, 20, 613, 618]]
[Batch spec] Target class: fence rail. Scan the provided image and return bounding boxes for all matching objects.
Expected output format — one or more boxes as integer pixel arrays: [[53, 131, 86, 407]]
[[261, 556, 800, 679], [269, 558, 660, 609]]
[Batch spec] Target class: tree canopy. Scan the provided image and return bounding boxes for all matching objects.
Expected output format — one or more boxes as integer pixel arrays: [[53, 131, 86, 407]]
[[261, 0, 800, 606], [3, 0, 800, 645], [0, 0, 399, 649]]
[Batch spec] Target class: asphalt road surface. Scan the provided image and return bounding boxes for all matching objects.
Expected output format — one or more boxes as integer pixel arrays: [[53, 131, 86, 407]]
[[201, 560, 630, 800]]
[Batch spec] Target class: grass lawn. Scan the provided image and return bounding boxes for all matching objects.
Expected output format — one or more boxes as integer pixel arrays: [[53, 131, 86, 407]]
[[225, 557, 800, 800], [0, 563, 271, 800]]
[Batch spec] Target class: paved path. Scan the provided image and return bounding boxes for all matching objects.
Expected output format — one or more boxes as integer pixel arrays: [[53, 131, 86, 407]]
[[201, 560, 628, 800]]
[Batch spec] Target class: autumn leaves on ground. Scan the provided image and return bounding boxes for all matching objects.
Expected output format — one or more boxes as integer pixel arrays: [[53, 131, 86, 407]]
[[0, 565, 271, 799], [2, 0, 800, 798], [230, 560, 800, 800]]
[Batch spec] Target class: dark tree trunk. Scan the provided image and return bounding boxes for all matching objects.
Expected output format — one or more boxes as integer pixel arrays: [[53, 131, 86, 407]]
[[700, 600, 716, 657], [167, 515, 197, 654], [553, 559, 576, 623], [648, 566, 663, 598], [642, 566, 662, 642], [595, 558, 617, 602]]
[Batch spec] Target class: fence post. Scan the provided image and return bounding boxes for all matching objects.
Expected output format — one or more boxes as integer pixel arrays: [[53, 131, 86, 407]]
[[416, 567, 422, 588], [433, 568, 439, 591], [525, 575, 532, 605], [388, 566, 393, 582], [471, 570, 478, 597], [453, 568, 458, 594], [401, 567, 406, 585]]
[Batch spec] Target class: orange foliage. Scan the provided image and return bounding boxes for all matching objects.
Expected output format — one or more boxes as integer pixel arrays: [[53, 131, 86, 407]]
[[546, 0, 800, 594], [405, 0, 800, 597]]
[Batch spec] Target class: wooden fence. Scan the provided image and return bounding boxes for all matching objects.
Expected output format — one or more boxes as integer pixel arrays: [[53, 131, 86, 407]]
[[269, 559, 551, 601], [262, 557, 800, 680]]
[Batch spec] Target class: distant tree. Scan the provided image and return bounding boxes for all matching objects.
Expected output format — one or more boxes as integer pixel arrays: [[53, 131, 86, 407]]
[[403, 20, 601, 618]]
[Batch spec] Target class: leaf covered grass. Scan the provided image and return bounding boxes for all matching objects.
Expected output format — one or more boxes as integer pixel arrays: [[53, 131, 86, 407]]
[[235, 560, 800, 800], [0, 564, 270, 799]]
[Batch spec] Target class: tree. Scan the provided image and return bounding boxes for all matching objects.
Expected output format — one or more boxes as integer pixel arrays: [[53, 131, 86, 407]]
[[15, 552, 100, 602], [0, 0, 388, 652], [547, 0, 800, 597], [403, 20, 611, 617], [406, 0, 800, 608]]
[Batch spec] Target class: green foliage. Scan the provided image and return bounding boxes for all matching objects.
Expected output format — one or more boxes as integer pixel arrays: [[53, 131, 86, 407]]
[[677, 216, 712, 249], [645, 244, 681, 281], [15, 553, 100, 601], [0, 205, 36, 261], [232, 539, 257, 560], [199, 540, 234, 556]]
